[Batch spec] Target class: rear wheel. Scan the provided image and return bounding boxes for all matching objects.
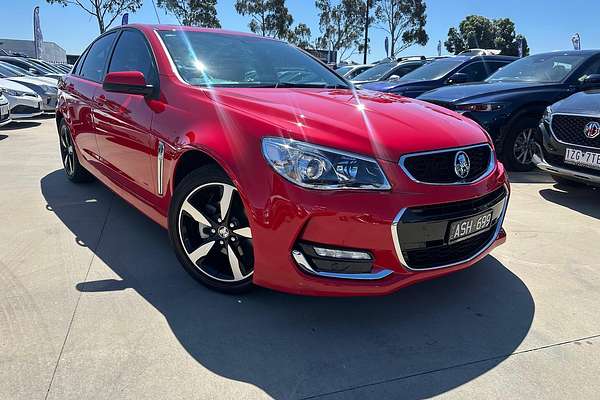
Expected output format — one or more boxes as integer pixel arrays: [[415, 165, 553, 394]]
[[168, 166, 254, 293], [504, 117, 538, 171], [58, 120, 94, 183]]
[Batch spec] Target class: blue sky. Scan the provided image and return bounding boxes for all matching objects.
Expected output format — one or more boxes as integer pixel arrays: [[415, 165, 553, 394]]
[[1, 0, 598, 62]]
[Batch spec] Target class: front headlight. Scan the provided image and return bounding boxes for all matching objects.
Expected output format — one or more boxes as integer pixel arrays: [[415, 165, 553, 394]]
[[262, 137, 391, 190], [455, 103, 503, 113], [542, 106, 552, 124], [3, 89, 26, 97]]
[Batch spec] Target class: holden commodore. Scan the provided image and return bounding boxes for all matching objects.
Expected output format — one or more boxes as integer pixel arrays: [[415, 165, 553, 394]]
[[56, 25, 509, 296]]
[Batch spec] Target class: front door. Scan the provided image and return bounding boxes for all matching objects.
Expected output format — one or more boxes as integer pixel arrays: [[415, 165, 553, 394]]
[[93, 29, 159, 198]]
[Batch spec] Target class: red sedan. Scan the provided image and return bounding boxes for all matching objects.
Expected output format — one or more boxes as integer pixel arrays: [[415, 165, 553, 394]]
[[56, 25, 509, 296]]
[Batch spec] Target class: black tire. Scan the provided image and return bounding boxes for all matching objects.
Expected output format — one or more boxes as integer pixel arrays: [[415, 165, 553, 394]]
[[168, 166, 254, 293], [503, 116, 539, 172], [58, 120, 94, 183], [551, 174, 586, 187]]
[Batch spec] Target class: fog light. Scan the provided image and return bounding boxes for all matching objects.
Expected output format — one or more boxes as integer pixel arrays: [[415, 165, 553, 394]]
[[313, 246, 371, 260]]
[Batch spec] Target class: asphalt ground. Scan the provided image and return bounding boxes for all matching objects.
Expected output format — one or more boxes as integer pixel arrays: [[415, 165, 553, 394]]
[[1, 117, 599, 399]]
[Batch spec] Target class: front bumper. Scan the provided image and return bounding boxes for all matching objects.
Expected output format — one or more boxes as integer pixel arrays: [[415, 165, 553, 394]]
[[534, 121, 600, 185], [245, 156, 509, 296], [8, 94, 43, 119], [0, 102, 11, 126]]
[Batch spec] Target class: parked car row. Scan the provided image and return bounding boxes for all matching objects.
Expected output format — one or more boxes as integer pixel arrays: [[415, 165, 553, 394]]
[[355, 50, 600, 176], [0, 54, 69, 120]]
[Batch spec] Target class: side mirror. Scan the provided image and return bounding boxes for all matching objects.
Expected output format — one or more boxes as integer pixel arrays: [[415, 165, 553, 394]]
[[447, 72, 470, 85], [582, 74, 600, 88], [103, 71, 154, 96], [388, 74, 401, 81]]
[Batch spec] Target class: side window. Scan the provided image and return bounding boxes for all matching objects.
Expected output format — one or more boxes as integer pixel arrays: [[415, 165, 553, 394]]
[[108, 30, 157, 85], [576, 58, 600, 82], [488, 62, 510, 76], [79, 32, 116, 82], [457, 62, 488, 82], [73, 48, 89, 76]]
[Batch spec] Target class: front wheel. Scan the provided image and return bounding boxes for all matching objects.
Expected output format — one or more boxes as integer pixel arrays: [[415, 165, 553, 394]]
[[168, 166, 254, 293], [503, 117, 538, 171]]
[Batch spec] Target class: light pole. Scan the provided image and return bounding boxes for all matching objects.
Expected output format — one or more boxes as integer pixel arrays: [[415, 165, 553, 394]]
[[363, 0, 372, 64]]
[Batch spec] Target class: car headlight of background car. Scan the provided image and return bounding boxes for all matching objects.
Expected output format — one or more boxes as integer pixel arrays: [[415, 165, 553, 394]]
[[542, 106, 552, 124], [262, 137, 391, 190], [41, 85, 57, 95], [455, 103, 504, 113], [2, 88, 28, 97]]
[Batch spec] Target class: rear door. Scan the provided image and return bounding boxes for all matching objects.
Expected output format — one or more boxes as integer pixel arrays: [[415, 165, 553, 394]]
[[93, 28, 158, 197], [63, 32, 117, 167]]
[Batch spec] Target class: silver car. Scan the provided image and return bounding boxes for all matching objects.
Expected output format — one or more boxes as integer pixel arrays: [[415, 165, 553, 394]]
[[0, 78, 43, 119], [0, 92, 11, 126], [0, 61, 58, 112]]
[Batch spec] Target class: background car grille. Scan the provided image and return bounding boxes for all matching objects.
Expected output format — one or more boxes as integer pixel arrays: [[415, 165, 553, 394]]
[[11, 105, 40, 114], [402, 145, 492, 184], [551, 114, 600, 148]]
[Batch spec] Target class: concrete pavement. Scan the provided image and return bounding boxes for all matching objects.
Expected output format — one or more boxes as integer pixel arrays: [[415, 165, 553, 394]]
[[1, 118, 599, 399]]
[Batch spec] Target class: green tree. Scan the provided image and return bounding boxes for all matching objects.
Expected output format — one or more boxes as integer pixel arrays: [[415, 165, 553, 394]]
[[375, 0, 429, 58], [45, 0, 142, 33], [315, 0, 366, 61], [234, 0, 293, 39], [288, 23, 313, 48], [157, 0, 220, 27], [444, 15, 529, 56]]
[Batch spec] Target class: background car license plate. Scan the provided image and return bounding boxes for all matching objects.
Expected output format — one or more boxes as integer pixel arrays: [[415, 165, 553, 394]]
[[0, 105, 8, 117], [564, 148, 600, 171], [448, 211, 493, 243]]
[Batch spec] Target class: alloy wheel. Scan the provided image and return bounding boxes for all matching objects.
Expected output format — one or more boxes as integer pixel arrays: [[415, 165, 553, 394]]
[[59, 124, 75, 176], [177, 182, 253, 282], [513, 128, 536, 166]]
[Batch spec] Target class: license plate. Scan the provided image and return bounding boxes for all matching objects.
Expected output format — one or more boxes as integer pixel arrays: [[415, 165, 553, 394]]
[[564, 148, 600, 171], [448, 211, 493, 243], [0, 105, 8, 117]]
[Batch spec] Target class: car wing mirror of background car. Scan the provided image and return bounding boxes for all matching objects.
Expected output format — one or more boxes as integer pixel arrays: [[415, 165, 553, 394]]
[[581, 74, 600, 90], [102, 71, 154, 97]]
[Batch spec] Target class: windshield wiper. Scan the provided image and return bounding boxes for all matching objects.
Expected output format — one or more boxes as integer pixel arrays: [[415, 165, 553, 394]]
[[275, 82, 348, 89]]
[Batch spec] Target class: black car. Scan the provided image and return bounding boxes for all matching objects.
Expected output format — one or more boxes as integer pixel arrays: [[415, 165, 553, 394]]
[[418, 50, 600, 170], [534, 88, 600, 186], [351, 58, 427, 86], [362, 55, 516, 98]]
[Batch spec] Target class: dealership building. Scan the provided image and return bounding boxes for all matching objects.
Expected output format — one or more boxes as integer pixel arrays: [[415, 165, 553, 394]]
[[0, 38, 67, 63]]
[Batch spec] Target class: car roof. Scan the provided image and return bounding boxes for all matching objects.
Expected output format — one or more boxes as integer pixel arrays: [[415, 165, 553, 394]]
[[442, 55, 518, 62], [112, 24, 275, 41]]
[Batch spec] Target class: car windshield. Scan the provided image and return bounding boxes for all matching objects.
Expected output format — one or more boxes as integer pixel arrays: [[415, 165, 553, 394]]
[[399, 58, 465, 81], [158, 30, 348, 88], [486, 53, 588, 83], [353, 62, 395, 81], [0, 62, 21, 78], [0, 62, 34, 77]]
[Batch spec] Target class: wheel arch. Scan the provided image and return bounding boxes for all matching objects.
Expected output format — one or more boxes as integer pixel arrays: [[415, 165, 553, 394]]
[[171, 148, 230, 192]]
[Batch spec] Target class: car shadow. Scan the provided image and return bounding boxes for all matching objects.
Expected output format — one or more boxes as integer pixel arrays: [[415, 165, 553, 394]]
[[539, 185, 600, 220], [40, 170, 534, 400], [0, 121, 41, 130], [0, 134, 7, 141], [508, 170, 555, 184]]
